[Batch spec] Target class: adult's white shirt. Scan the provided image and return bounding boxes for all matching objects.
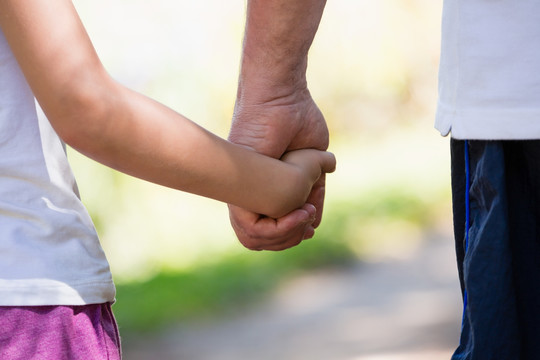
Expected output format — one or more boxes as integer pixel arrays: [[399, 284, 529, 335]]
[[436, 0, 540, 139], [0, 29, 115, 305]]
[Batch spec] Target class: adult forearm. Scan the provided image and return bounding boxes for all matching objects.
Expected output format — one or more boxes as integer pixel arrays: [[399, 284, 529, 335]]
[[239, 0, 327, 99], [230, 0, 328, 158]]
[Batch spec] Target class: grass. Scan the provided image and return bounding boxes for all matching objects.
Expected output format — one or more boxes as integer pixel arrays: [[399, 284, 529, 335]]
[[114, 234, 355, 333], [112, 188, 446, 334]]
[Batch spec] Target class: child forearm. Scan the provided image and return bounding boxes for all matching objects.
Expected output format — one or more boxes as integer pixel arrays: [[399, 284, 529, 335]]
[[78, 82, 315, 218], [29, 74, 312, 217]]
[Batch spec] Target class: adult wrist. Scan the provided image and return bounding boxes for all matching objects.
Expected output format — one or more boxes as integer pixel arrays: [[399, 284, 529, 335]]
[[236, 51, 309, 105]]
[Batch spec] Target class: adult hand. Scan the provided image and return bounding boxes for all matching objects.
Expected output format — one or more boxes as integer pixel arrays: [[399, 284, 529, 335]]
[[228, 87, 330, 251]]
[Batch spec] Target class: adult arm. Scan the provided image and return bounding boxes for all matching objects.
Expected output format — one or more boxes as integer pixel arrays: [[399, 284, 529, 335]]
[[0, 0, 335, 219], [228, 0, 329, 250]]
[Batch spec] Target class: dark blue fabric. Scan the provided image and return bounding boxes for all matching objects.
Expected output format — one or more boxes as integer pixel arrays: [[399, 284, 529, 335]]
[[450, 140, 540, 360]]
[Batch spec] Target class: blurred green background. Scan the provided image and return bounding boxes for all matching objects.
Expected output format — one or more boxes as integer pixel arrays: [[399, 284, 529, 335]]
[[69, 0, 449, 334]]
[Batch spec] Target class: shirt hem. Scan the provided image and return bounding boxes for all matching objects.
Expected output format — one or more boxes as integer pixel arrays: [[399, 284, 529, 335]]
[[0, 279, 116, 306], [435, 104, 540, 140]]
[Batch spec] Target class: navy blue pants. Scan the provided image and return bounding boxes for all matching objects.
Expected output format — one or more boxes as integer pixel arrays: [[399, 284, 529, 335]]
[[451, 140, 540, 360]]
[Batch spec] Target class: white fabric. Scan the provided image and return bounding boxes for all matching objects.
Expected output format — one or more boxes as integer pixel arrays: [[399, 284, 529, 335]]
[[436, 0, 540, 139], [0, 29, 115, 305]]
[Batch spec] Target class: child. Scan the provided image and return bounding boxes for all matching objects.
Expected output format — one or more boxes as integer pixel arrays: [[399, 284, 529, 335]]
[[0, 1, 335, 358]]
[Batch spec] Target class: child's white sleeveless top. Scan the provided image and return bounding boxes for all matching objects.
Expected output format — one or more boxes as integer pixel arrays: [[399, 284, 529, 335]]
[[0, 29, 115, 305], [436, 0, 540, 139]]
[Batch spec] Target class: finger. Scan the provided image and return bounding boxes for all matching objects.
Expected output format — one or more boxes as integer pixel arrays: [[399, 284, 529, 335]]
[[305, 174, 326, 229], [256, 205, 317, 250], [320, 151, 337, 174], [238, 217, 308, 251], [228, 205, 315, 251], [301, 203, 317, 239], [253, 234, 304, 251], [229, 205, 313, 239], [271, 203, 316, 233], [303, 225, 315, 240]]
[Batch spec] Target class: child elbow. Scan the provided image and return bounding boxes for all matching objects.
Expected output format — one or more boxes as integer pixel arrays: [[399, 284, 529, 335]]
[[49, 77, 114, 150]]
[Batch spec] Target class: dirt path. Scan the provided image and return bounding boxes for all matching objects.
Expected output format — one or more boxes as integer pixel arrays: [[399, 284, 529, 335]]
[[122, 235, 462, 360]]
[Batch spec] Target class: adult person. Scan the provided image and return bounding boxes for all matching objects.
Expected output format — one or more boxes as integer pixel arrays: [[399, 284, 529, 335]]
[[229, 0, 540, 358]]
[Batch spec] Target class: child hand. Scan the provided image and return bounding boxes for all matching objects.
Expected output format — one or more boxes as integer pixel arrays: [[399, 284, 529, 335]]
[[276, 149, 336, 217], [281, 148, 336, 182]]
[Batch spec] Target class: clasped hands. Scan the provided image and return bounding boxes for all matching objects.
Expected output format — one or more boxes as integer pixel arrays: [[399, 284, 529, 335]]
[[228, 89, 335, 251]]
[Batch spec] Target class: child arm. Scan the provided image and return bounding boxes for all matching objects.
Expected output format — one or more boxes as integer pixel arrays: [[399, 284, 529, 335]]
[[0, 0, 335, 218]]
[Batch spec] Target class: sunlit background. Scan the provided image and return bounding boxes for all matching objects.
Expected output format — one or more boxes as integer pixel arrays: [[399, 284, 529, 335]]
[[69, 0, 459, 358]]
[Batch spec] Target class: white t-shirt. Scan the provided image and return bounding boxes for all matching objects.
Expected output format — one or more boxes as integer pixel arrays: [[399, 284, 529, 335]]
[[0, 29, 115, 305], [436, 0, 540, 139]]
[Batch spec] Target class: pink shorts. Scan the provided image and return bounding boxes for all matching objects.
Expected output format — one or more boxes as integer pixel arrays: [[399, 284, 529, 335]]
[[0, 303, 121, 360]]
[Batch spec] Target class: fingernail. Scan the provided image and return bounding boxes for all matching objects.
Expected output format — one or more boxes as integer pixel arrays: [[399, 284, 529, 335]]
[[305, 203, 316, 217]]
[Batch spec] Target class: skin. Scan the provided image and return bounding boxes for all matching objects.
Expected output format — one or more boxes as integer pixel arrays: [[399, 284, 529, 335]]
[[0, 0, 335, 219], [228, 0, 329, 250]]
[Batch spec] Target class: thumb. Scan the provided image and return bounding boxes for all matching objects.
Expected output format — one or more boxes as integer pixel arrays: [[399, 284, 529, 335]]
[[319, 151, 336, 174]]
